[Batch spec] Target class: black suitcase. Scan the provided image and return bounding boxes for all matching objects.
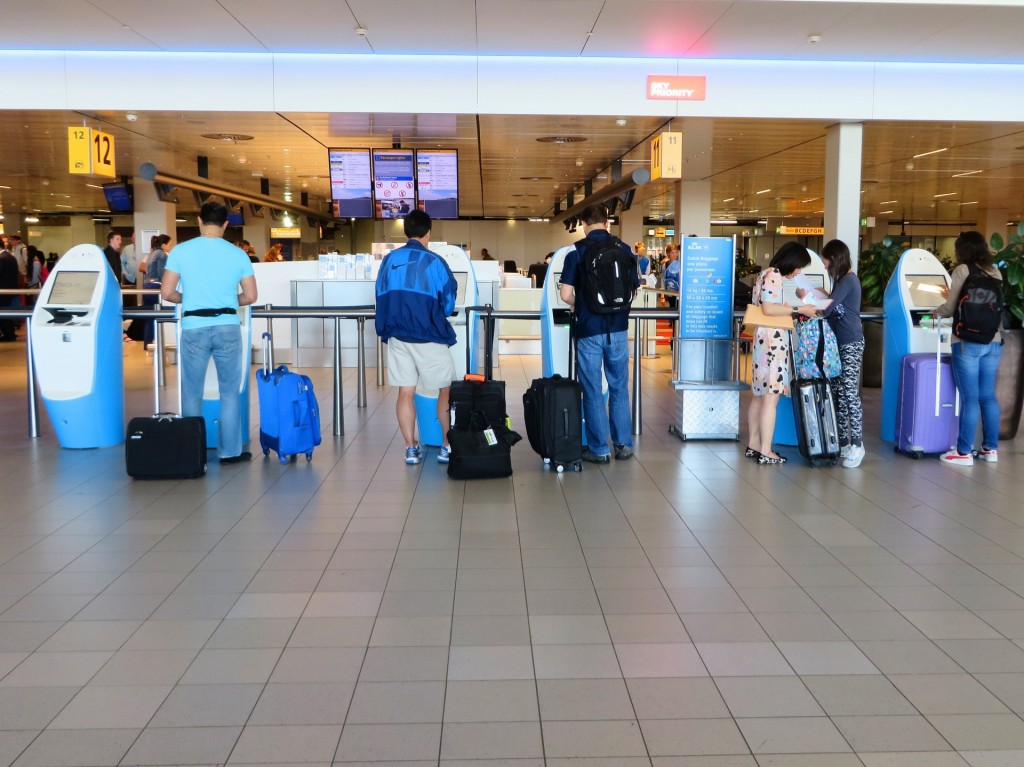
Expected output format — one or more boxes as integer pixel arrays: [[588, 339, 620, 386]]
[[126, 415, 208, 479], [792, 378, 841, 466], [522, 375, 584, 472], [449, 378, 509, 431], [446, 410, 517, 480]]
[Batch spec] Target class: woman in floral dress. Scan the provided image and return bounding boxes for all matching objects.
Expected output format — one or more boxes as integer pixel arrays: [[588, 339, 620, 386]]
[[746, 242, 818, 464]]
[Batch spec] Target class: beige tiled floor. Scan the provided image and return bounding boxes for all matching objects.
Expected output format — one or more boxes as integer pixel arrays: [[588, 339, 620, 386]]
[[0, 338, 1023, 766]]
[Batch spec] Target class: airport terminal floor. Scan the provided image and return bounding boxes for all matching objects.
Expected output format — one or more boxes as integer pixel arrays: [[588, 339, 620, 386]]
[[1, 339, 1024, 767]]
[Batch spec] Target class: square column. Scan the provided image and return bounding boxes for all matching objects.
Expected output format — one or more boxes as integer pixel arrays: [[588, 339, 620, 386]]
[[824, 122, 863, 268], [675, 119, 714, 238]]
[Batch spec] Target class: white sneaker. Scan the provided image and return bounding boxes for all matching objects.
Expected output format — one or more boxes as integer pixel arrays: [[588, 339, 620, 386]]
[[840, 445, 851, 458], [940, 449, 974, 467], [977, 448, 999, 463], [842, 444, 865, 469]]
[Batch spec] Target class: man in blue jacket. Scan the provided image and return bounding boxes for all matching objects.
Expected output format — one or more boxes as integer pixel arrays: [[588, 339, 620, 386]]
[[375, 210, 458, 465]]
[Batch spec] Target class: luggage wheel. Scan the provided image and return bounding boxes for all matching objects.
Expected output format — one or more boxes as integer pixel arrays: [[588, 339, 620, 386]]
[[912, 451, 923, 460], [278, 454, 289, 465], [573, 461, 582, 472], [262, 448, 270, 456], [830, 457, 839, 466]]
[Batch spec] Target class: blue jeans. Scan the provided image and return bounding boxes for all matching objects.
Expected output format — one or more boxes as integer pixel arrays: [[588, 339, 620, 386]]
[[951, 339, 1002, 454], [181, 324, 244, 457], [577, 330, 632, 455]]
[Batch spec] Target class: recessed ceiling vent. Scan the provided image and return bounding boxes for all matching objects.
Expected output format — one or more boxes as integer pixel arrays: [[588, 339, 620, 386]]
[[201, 133, 255, 142], [536, 136, 587, 144]]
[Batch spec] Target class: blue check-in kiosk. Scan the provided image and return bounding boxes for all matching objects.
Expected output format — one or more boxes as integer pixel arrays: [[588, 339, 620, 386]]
[[880, 248, 951, 443], [176, 306, 253, 449], [414, 245, 477, 447], [541, 245, 575, 378], [31, 244, 124, 448], [773, 248, 830, 446]]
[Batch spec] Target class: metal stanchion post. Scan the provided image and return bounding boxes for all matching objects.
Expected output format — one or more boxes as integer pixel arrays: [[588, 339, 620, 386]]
[[631, 316, 643, 436], [356, 317, 367, 407], [333, 316, 344, 436], [377, 336, 385, 386], [25, 319, 39, 439]]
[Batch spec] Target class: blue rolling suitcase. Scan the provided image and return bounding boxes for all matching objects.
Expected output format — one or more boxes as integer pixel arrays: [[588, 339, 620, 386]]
[[256, 332, 321, 463]]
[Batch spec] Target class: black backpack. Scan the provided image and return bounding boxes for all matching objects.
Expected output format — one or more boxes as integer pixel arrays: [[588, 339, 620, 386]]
[[953, 264, 1004, 344], [577, 235, 635, 315]]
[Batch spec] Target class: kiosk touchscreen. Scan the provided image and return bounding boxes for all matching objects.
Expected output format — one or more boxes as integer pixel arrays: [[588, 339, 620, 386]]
[[773, 248, 831, 447], [414, 245, 478, 447], [31, 244, 125, 448], [541, 245, 575, 378], [880, 247, 951, 443], [176, 306, 253, 450]]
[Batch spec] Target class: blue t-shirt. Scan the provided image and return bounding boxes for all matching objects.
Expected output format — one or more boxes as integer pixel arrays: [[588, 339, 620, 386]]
[[165, 236, 254, 330], [560, 231, 639, 339]]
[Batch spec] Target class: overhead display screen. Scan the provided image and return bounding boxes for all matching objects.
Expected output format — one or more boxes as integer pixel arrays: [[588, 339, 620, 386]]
[[416, 149, 459, 219], [328, 148, 373, 219], [372, 149, 416, 219], [48, 270, 99, 305]]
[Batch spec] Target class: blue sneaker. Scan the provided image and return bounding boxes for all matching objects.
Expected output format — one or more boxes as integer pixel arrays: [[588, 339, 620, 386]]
[[405, 445, 423, 465], [437, 445, 451, 464]]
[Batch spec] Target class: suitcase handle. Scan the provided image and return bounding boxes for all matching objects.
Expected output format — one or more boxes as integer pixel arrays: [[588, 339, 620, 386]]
[[262, 332, 274, 375]]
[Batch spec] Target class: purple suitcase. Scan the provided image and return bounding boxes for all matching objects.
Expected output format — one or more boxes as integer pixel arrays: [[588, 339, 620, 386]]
[[894, 352, 959, 458]]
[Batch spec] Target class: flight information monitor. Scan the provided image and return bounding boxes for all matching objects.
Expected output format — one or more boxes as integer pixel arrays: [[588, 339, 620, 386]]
[[48, 271, 99, 305], [372, 149, 416, 219], [328, 148, 373, 219], [416, 149, 459, 219]]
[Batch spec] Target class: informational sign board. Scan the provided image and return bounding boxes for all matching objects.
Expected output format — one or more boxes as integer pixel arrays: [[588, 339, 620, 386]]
[[416, 149, 459, 219], [328, 148, 373, 218], [372, 149, 415, 219], [677, 236, 736, 383], [67, 127, 116, 177]]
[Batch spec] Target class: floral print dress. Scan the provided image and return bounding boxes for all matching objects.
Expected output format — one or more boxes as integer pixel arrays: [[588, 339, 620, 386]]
[[751, 267, 791, 396]]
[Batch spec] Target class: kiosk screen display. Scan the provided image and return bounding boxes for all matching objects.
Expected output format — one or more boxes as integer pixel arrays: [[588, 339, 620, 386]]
[[328, 148, 373, 219], [48, 271, 98, 305], [552, 271, 569, 307], [372, 149, 416, 219], [416, 149, 458, 219], [906, 274, 948, 308], [454, 272, 468, 306]]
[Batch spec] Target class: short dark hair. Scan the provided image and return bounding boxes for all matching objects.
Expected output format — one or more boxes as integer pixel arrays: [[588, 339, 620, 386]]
[[199, 201, 229, 226], [106, 231, 120, 244], [955, 230, 992, 267], [580, 203, 608, 226], [404, 209, 431, 239], [770, 241, 811, 277], [821, 239, 852, 281]]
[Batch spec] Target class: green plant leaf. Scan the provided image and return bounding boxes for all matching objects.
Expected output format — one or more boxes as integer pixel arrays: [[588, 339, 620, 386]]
[[992, 232, 1006, 250]]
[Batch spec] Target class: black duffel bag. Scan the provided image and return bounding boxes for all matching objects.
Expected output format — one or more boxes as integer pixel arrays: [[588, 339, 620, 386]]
[[446, 409, 521, 480]]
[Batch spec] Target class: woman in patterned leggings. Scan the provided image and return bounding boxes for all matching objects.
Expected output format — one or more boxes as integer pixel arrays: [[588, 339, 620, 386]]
[[819, 239, 866, 469]]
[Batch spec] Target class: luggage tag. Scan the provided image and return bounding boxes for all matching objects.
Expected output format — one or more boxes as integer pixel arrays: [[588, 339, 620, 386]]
[[483, 428, 498, 446]]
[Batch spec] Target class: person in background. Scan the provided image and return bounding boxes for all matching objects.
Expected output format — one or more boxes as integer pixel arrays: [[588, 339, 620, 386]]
[[238, 240, 259, 264], [9, 234, 27, 282], [932, 230, 1003, 466], [559, 202, 640, 463], [143, 234, 173, 349], [662, 242, 680, 308], [24, 247, 44, 306], [120, 232, 140, 302], [816, 239, 866, 469], [102, 231, 123, 283], [480, 248, 495, 261], [635, 241, 651, 277], [745, 242, 818, 465], [0, 243, 19, 342], [263, 243, 283, 262], [161, 202, 257, 464], [374, 209, 458, 466]]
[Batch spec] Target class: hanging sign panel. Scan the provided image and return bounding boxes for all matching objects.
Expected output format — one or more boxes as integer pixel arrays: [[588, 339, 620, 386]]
[[679, 237, 734, 341], [67, 127, 116, 177], [651, 131, 682, 181]]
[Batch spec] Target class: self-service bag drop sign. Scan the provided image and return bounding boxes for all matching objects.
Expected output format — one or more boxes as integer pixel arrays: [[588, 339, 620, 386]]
[[31, 244, 125, 448]]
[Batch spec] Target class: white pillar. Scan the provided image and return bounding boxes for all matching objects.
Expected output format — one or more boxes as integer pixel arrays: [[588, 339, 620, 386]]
[[977, 207, 1009, 245], [618, 205, 643, 251], [133, 177, 177, 255], [824, 122, 863, 270], [676, 118, 713, 238]]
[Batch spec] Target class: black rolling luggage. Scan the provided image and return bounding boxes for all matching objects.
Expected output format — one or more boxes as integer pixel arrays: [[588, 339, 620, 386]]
[[522, 374, 584, 472], [791, 318, 841, 466], [126, 415, 207, 479]]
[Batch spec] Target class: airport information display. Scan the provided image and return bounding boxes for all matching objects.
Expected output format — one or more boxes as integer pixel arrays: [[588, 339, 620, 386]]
[[679, 237, 734, 339], [372, 149, 415, 219], [48, 270, 99, 305], [328, 148, 373, 218], [416, 149, 459, 219]]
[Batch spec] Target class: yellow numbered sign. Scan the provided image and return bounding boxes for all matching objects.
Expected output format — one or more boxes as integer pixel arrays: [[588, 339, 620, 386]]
[[67, 127, 116, 177]]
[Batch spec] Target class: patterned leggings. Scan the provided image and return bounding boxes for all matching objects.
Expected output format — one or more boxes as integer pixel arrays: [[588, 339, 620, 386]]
[[836, 340, 865, 448]]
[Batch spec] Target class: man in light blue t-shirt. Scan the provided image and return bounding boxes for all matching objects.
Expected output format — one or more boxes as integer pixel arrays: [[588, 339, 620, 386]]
[[161, 202, 258, 463]]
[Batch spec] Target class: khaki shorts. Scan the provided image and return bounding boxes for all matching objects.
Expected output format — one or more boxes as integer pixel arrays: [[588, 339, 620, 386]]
[[387, 338, 456, 393]]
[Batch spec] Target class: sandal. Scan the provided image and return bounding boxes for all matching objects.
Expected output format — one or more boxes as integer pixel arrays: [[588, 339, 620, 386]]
[[758, 453, 788, 465], [744, 446, 761, 459]]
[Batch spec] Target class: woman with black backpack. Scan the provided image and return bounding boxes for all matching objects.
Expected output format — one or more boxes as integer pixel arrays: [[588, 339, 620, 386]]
[[932, 230, 1004, 467]]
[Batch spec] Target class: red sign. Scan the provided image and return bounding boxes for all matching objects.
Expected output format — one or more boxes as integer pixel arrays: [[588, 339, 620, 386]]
[[647, 75, 707, 101]]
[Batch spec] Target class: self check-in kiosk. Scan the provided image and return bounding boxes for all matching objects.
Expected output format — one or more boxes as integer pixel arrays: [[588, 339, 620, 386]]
[[31, 244, 124, 448], [880, 247, 951, 443], [414, 245, 478, 447], [541, 245, 575, 378], [773, 248, 831, 446], [176, 306, 253, 450]]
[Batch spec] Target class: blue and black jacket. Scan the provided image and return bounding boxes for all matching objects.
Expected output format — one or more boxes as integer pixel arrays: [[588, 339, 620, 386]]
[[374, 240, 457, 346]]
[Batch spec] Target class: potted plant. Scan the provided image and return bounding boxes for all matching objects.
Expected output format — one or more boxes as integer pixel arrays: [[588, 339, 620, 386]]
[[859, 237, 906, 387], [990, 225, 1024, 439]]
